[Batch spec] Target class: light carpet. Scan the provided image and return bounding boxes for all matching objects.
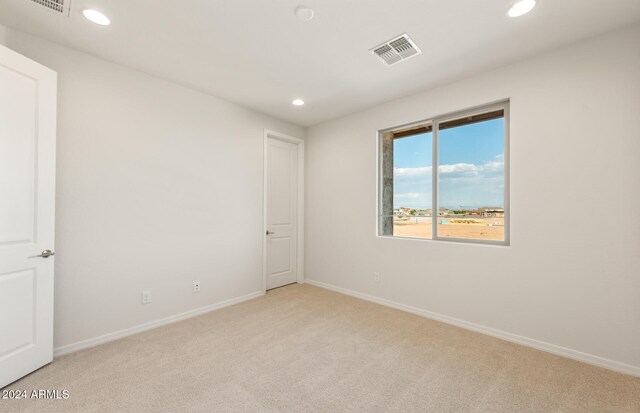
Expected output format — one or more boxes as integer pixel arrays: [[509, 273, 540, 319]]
[[1, 284, 639, 412]]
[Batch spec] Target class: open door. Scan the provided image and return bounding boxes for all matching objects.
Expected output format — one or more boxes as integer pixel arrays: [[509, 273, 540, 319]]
[[0, 44, 57, 388]]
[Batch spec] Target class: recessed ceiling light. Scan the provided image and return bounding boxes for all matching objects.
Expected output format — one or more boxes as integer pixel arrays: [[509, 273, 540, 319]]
[[294, 6, 314, 22], [83, 9, 111, 26], [508, 0, 537, 18], [292, 99, 305, 106]]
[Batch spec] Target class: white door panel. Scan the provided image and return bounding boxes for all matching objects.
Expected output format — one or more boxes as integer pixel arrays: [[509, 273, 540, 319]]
[[266, 137, 298, 290], [0, 44, 56, 388], [0, 64, 36, 244]]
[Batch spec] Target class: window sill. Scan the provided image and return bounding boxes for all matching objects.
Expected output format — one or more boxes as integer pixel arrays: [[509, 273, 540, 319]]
[[376, 234, 510, 247]]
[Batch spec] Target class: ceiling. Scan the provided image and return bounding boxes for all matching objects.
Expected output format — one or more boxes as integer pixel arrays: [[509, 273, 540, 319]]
[[1, 1, 639, 127]]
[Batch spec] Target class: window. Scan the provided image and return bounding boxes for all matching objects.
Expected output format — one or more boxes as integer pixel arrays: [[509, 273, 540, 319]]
[[378, 102, 509, 244]]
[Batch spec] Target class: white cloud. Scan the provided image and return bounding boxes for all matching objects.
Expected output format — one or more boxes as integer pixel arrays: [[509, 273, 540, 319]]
[[394, 166, 432, 177], [479, 160, 504, 173], [438, 163, 478, 177], [395, 192, 421, 199], [392, 159, 505, 208], [393, 160, 504, 184], [394, 162, 491, 178]]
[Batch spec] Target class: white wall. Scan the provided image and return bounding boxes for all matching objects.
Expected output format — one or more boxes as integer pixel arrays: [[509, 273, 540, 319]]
[[305, 24, 640, 374], [0, 25, 304, 350]]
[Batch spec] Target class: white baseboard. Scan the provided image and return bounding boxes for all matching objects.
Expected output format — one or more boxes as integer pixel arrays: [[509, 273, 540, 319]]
[[53, 290, 265, 357], [304, 279, 640, 378]]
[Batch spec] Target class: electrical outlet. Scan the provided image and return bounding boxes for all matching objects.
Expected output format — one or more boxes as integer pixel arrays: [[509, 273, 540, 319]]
[[141, 290, 151, 304], [193, 281, 201, 293], [374, 272, 381, 283]]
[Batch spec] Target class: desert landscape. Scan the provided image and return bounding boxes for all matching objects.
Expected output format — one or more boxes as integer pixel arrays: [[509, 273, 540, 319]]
[[392, 215, 505, 241]]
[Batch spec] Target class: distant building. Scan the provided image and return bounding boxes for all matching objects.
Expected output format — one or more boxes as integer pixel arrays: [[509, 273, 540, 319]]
[[393, 207, 413, 217], [478, 207, 505, 217]]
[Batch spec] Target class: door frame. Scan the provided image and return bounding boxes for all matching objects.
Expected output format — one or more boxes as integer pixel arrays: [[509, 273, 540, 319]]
[[263, 129, 305, 292]]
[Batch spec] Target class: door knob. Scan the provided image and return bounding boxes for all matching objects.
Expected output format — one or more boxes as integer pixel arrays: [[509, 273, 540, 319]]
[[266, 230, 276, 235], [39, 250, 55, 258]]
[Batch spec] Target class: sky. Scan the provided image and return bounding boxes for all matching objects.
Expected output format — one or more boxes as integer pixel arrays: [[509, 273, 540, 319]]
[[393, 118, 505, 210]]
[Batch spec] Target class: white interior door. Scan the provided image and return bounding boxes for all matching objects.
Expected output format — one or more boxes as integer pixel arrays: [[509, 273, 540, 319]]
[[266, 137, 298, 290], [0, 44, 57, 388]]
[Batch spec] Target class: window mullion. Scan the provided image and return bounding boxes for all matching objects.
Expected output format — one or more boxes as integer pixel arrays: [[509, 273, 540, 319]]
[[432, 119, 439, 240]]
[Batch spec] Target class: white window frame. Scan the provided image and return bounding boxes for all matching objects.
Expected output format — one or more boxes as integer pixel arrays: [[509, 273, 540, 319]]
[[377, 100, 510, 246]]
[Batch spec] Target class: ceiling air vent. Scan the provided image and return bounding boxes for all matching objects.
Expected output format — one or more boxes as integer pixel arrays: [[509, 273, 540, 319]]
[[370, 33, 421, 66], [28, 0, 66, 14]]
